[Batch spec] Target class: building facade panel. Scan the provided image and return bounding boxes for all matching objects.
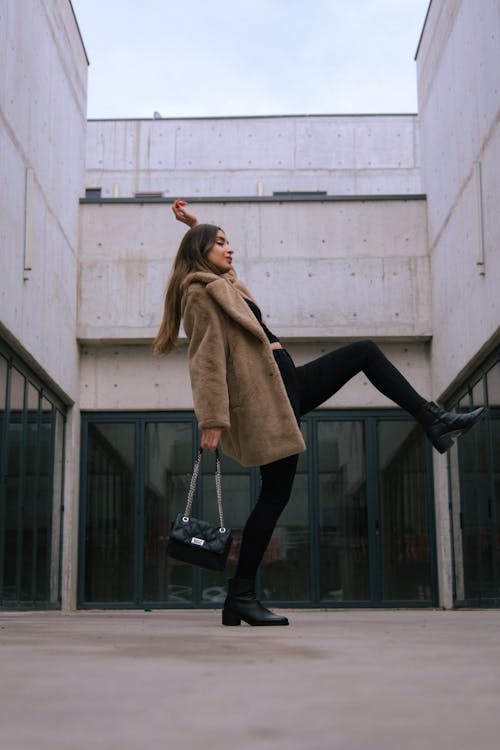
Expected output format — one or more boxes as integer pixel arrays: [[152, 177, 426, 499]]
[[79, 341, 431, 412], [416, 0, 500, 398], [416, 0, 500, 608], [77, 199, 431, 342], [417, 0, 500, 244], [85, 115, 422, 199], [0, 0, 87, 399]]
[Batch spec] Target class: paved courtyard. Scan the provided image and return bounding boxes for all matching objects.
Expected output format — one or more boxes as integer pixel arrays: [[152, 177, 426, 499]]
[[1, 608, 499, 749]]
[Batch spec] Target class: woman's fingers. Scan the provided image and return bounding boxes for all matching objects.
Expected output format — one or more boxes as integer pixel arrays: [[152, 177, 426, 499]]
[[172, 199, 197, 227], [200, 427, 222, 451], [172, 199, 186, 217]]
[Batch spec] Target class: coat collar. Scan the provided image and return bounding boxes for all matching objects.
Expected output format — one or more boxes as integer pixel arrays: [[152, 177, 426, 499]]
[[183, 270, 267, 343]]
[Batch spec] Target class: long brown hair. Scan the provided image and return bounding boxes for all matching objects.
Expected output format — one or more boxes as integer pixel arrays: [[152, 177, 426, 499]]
[[152, 223, 221, 355]]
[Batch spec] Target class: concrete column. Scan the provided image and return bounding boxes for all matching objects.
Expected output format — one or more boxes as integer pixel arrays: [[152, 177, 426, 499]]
[[60, 405, 81, 611], [432, 450, 454, 608]]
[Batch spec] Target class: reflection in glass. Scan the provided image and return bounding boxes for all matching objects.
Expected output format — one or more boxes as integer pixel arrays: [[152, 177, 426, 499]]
[[1, 367, 57, 605], [0, 353, 7, 407], [318, 421, 369, 602], [9, 367, 25, 411], [492, 406, 500, 601], [3, 368, 25, 601], [143, 422, 194, 603], [78, 410, 439, 608], [458, 363, 500, 602], [486, 363, 500, 407], [21, 385, 40, 601], [471, 378, 485, 407], [85, 423, 135, 602], [49, 405, 64, 605], [378, 421, 431, 601], [0, 355, 6, 595], [490, 364, 500, 601]]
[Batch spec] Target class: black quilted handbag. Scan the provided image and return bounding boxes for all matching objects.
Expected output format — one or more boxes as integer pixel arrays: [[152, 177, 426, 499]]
[[167, 448, 233, 571]]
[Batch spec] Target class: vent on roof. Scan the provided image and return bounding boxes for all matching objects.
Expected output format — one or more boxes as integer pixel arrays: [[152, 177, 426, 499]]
[[85, 188, 102, 199]]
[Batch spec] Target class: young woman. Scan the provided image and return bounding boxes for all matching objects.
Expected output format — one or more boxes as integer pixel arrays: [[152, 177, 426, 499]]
[[153, 199, 485, 627]]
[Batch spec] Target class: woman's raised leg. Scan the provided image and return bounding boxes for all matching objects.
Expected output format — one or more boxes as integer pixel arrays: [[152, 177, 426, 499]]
[[295, 339, 485, 452], [296, 340, 426, 416]]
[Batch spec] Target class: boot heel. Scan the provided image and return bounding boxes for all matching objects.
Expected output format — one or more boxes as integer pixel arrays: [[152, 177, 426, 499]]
[[222, 608, 241, 626], [434, 432, 454, 454]]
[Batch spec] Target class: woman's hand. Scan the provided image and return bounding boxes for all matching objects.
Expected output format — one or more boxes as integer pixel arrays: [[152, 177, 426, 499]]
[[200, 427, 222, 452], [172, 199, 198, 228]]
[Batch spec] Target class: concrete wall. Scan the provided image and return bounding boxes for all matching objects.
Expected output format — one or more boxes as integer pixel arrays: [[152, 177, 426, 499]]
[[85, 115, 422, 198], [81, 111, 430, 408], [78, 198, 430, 341], [416, 0, 500, 608], [416, 0, 500, 399], [80, 340, 431, 412], [78, 195, 431, 409], [0, 0, 87, 400]]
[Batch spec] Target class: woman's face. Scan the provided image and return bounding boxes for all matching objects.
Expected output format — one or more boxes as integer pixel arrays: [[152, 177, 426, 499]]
[[206, 230, 234, 273]]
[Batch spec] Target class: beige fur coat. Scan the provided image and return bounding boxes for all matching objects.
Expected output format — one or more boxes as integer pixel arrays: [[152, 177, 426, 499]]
[[181, 269, 306, 467]]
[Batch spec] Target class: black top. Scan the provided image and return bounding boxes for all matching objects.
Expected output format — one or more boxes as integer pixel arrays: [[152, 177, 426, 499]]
[[243, 298, 280, 344]]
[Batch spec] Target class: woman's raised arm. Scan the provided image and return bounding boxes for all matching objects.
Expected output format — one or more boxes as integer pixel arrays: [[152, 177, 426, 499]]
[[172, 199, 198, 228]]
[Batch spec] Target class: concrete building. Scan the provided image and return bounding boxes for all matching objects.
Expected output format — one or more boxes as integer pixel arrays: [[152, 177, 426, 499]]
[[0, 0, 87, 608], [0, 0, 498, 611]]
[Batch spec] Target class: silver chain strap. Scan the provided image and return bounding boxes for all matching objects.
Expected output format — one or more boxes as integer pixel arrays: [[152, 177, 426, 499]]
[[182, 448, 226, 531]]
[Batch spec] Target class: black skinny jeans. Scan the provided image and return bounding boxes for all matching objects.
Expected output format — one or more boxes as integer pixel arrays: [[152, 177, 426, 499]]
[[234, 340, 427, 582]]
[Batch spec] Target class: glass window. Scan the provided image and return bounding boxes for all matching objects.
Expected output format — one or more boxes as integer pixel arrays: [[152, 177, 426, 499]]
[[0, 353, 7, 406], [471, 378, 485, 407], [80, 411, 437, 608], [84, 423, 135, 603], [0, 355, 8, 601], [448, 352, 500, 605], [20, 385, 39, 600], [378, 421, 432, 602], [486, 363, 500, 408], [3, 368, 25, 601], [317, 421, 369, 603], [1, 353, 64, 607], [490, 370, 500, 600], [143, 421, 194, 604], [49, 404, 64, 605]]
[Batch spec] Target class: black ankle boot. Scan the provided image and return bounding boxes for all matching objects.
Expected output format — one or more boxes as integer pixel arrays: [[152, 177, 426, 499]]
[[417, 401, 486, 453], [222, 578, 289, 626]]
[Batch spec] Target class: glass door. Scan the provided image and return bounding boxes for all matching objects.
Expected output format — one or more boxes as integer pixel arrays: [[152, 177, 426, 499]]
[[0, 345, 65, 609], [377, 420, 435, 603], [143, 421, 195, 605], [83, 422, 136, 603], [317, 420, 370, 603], [80, 411, 436, 608], [458, 361, 500, 605]]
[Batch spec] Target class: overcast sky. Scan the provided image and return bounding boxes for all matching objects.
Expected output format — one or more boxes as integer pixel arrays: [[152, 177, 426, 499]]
[[71, 0, 430, 119]]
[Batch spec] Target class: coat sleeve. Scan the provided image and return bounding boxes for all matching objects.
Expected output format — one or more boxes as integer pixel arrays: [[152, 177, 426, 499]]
[[182, 287, 231, 430]]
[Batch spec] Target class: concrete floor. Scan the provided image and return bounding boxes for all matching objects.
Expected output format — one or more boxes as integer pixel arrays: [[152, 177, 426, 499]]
[[1, 609, 499, 750]]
